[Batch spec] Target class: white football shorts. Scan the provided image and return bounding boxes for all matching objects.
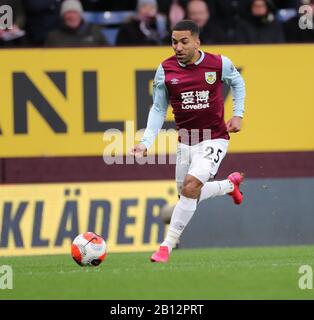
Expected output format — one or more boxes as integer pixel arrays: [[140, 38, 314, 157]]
[[175, 139, 229, 194]]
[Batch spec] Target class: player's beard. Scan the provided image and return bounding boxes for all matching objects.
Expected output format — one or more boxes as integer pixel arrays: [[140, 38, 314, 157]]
[[176, 50, 195, 64]]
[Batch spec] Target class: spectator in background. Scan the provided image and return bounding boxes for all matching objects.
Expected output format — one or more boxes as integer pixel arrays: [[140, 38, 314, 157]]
[[157, 0, 187, 30], [157, 0, 186, 44], [157, 0, 187, 14], [23, 0, 61, 46], [241, 0, 286, 43], [284, 0, 314, 42], [0, 0, 26, 47], [116, 0, 168, 45], [168, 0, 186, 29], [45, 0, 107, 47], [186, 0, 225, 44]]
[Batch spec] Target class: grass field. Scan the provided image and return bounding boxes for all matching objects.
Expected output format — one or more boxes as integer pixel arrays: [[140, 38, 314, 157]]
[[1, 245, 314, 300]]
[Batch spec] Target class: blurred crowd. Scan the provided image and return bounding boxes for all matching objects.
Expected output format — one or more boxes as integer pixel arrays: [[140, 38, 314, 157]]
[[0, 0, 313, 48]]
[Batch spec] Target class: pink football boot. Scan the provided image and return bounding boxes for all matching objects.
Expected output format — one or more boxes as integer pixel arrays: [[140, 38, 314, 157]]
[[150, 246, 170, 263], [228, 172, 244, 205]]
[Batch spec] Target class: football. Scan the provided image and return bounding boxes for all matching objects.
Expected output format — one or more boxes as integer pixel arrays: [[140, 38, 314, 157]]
[[71, 232, 107, 266]]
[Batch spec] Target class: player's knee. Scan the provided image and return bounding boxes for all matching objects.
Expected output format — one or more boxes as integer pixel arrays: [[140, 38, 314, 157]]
[[181, 176, 202, 198]]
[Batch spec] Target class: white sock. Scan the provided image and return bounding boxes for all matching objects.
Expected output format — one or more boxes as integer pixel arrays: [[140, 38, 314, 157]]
[[199, 179, 234, 203], [161, 195, 197, 253]]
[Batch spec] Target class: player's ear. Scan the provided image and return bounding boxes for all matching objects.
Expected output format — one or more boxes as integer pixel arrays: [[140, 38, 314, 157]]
[[195, 37, 200, 49], [195, 36, 201, 49]]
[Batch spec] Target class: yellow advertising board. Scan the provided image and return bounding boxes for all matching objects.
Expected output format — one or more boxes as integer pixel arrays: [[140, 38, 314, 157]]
[[0, 181, 177, 256], [0, 45, 313, 157]]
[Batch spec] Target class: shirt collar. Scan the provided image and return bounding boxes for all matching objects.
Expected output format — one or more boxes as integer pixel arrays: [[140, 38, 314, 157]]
[[178, 50, 205, 67]]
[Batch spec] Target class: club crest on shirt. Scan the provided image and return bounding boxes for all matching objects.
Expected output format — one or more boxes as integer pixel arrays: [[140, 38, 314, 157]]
[[205, 72, 216, 84]]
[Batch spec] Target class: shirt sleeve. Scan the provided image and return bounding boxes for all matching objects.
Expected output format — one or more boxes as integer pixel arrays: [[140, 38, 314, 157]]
[[140, 64, 169, 149], [221, 55, 246, 118]]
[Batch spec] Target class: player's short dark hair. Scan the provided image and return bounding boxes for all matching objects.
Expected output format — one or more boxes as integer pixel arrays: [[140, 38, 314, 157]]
[[172, 20, 200, 36]]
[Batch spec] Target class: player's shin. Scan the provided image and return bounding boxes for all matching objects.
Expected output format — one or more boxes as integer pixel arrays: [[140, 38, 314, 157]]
[[199, 180, 234, 202], [161, 195, 197, 252]]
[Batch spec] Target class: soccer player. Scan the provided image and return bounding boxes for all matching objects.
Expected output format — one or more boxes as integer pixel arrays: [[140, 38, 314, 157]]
[[131, 20, 246, 263]]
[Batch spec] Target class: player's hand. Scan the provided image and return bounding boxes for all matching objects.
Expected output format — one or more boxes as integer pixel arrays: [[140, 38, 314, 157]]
[[130, 144, 147, 158], [226, 116, 242, 133]]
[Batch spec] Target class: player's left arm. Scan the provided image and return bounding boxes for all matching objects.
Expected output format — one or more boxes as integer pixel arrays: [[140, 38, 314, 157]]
[[221, 55, 246, 133]]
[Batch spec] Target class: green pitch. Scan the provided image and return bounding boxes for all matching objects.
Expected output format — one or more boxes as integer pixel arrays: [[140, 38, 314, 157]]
[[1, 245, 314, 299]]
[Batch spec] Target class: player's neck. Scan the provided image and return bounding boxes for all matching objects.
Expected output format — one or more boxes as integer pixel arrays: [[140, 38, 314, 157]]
[[186, 50, 201, 65]]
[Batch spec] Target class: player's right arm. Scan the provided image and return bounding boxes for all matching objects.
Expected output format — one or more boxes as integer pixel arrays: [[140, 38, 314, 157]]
[[131, 64, 169, 158]]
